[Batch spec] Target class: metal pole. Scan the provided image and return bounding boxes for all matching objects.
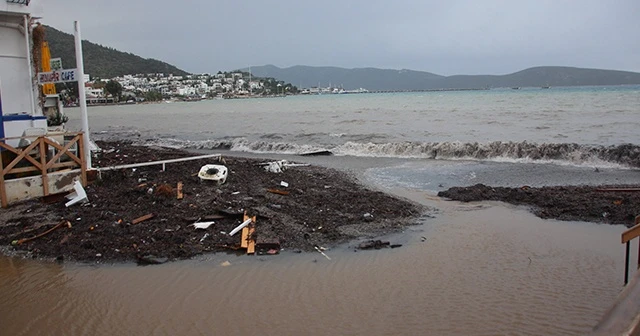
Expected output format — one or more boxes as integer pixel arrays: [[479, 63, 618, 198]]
[[625, 241, 630, 285], [74, 21, 91, 169], [24, 15, 36, 124]]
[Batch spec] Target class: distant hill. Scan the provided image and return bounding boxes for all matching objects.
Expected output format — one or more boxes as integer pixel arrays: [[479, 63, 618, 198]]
[[44, 25, 188, 79], [247, 65, 640, 90]]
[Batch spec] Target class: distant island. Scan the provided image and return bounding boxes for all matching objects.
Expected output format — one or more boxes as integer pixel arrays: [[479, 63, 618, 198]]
[[247, 65, 640, 91]]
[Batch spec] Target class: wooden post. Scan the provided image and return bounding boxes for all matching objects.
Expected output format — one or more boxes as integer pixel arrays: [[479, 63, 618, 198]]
[[625, 241, 630, 285], [78, 133, 87, 186], [38, 137, 49, 196], [0, 150, 6, 208]]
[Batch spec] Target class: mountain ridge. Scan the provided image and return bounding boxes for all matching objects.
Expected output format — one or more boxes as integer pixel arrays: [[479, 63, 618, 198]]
[[44, 25, 189, 79], [247, 64, 640, 90]]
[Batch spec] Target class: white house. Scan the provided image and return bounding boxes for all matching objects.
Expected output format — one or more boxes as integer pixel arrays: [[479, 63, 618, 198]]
[[0, 0, 47, 145]]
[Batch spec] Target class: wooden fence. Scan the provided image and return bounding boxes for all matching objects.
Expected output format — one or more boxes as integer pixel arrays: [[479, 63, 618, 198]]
[[0, 132, 87, 207]]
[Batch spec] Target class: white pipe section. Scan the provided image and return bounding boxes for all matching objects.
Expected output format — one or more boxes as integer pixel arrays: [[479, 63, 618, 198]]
[[74, 21, 91, 169], [229, 218, 252, 237], [96, 153, 221, 171]]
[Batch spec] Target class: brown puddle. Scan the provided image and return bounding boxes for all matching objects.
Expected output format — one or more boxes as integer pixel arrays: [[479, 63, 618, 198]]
[[0, 190, 632, 335]]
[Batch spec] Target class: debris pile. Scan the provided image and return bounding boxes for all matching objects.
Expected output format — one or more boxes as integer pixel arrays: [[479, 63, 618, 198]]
[[0, 141, 423, 263]]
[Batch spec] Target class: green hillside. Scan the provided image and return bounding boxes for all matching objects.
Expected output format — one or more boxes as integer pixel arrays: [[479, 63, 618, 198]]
[[44, 25, 189, 79]]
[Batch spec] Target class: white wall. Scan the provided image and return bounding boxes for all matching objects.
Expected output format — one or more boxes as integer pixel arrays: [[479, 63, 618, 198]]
[[0, 25, 33, 115]]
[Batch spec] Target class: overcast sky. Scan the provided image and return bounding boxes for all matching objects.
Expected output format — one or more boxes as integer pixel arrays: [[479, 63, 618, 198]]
[[41, 0, 639, 76]]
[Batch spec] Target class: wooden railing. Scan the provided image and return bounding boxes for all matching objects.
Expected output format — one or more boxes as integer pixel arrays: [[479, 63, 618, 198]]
[[0, 132, 87, 207], [622, 216, 640, 285]]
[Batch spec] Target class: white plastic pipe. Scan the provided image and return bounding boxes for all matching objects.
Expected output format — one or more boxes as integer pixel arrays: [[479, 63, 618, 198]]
[[229, 218, 252, 237]]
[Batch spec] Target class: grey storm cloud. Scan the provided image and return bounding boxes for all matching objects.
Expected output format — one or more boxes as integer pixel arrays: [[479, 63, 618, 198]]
[[41, 0, 640, 75]]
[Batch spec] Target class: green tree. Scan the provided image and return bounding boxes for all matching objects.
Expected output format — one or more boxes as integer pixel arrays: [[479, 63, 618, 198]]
[[105, 80, 123, 101]]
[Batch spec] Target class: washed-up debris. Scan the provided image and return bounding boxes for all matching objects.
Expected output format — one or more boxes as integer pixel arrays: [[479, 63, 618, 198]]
[[261, 160, 310, 173], [314, 245, 331, 260], [267, 189, 290, 196], [65, 181, 88, 207], [183, 215, 225, 222], [198, 164, 228, 184], [176, 182, 184, 200], [358, 240, 391, 250], [132, 213, 154, 225], [363, 213, 374, 222], [200, 233, 210, 243], [192, 221, 215, 230], [280, 181, 289, 188], [229, 218, 252, 236], [155, 184, 174, 197], [300, 150, 333, 156], [137, 255, 169, 265], [420, 236, 427, 242], [220, 261, 231, 267], [12, 220, 71, 246]]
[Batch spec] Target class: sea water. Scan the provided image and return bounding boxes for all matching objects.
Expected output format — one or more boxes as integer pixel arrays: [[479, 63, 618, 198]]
[[1, 86, 639, 335]]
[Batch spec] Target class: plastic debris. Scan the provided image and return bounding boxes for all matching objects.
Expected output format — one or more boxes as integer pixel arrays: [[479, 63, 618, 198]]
[[314, 245, 331, 260], [200, 233, 210, 242], [221, 261, 231, 267], [192, 221, 215, 230], [280, 181, 289, 188], [65, 181, 89, 207], [198, 164, 228, 184], [229, 218, 252, 236]]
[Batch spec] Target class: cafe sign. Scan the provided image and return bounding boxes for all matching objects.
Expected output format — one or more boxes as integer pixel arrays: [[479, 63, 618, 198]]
[[37, 68, 79, 84]]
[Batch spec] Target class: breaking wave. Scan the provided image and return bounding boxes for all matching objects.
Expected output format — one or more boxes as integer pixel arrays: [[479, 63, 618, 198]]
[[142, 138, 640, 168]]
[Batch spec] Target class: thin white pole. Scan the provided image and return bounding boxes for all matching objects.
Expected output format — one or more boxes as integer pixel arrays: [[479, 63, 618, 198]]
[[24, 15, 36, 124], [74, 21, 91, 169]]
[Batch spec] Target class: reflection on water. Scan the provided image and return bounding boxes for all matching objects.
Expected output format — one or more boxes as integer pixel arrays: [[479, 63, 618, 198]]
[[0, 192, 628, 335]]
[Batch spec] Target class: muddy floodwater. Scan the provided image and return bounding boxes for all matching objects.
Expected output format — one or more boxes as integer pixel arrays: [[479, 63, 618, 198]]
[[0, 188, 630, 335]]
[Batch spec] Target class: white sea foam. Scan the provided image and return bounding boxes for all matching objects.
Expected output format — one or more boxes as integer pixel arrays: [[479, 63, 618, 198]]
[[139, 137, 640, 169]]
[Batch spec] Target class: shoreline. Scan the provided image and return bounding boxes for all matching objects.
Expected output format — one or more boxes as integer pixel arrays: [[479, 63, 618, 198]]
[[0, 141, 425, 264]]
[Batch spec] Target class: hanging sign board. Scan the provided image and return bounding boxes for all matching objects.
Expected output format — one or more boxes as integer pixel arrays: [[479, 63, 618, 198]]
[[37, 68, 79, 84]]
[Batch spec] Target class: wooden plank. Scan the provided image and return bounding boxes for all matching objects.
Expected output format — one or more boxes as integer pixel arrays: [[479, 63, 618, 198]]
[[44, 136, 82, 166], [5, 166, 40, 174], [240, 227, 249, 248], [39, 138, 49, 196], [78, 133, 87, 186], [44, 136, 79, 169], [622, 222, 640, 244], [266, 189, 290, 196], [132, 213, 154, 225], [2, 140, 40, 175], [0, 141, 41, 168], [176, 181, 183, 200], [247, 216, 256, 254], [49, 161, 80, 170]]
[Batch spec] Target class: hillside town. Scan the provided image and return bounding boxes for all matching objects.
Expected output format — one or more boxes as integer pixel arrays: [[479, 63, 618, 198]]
[[63, 71, 300, 105]]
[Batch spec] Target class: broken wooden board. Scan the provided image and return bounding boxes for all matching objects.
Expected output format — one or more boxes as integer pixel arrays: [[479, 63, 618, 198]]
[[247, 218, 256, 255], [267, 189, 290, 196], [240, 213, 257, 254], [132, 213, 154, 225], [241, 227, 250, 248], [177, 181, 184, 200]]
